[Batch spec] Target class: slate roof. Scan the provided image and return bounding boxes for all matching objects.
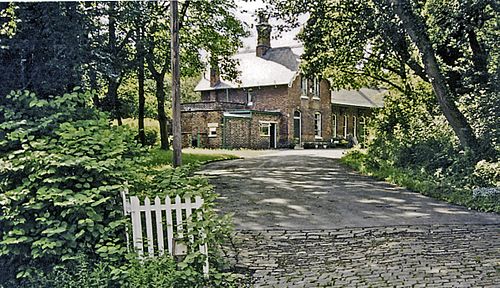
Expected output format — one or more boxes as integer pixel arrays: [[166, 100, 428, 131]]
[[195, 46, 303, 91], [195, 45, 386, 109], [331, 88, 386, 108]]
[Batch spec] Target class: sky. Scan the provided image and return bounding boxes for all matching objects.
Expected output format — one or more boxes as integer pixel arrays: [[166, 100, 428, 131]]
[[235, 0, 305, 50]]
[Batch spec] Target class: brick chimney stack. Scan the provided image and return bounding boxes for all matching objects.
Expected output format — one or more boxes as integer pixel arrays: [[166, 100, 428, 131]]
[[256, 11, 271, 57], [209, 65, 220, 87]]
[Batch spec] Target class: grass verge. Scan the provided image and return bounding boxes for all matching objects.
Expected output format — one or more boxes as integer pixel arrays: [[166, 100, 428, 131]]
[[146, 148, 239, 167], [341, 150, 499, 213]]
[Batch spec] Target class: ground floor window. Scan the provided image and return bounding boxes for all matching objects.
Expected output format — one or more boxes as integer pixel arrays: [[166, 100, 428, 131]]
[[209, 127, 217, 137], [260, 122, 270, 136], [293, 111, 301, 140], [343, 115, 348, 138], [208, 123, 218, 138], [359, 116, 366, 144], [314, 112, 322, 138], [353, 116, 357, 138], [332, 114, 337, 138]]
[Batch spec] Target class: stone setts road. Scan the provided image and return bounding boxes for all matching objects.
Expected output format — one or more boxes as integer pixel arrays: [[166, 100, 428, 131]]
[[200, 149, 500, 287]]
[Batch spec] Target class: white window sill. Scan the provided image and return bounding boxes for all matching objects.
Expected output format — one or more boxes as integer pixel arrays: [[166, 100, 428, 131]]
[[208, 135, 217, 138], [315, 136, 323, 140], [300, 95, 309, 100], [312, 97, 320, 101]]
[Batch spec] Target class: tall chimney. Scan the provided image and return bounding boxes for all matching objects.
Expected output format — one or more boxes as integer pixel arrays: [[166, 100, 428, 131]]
[[256, 11, 271, 57], [209, 65, 220, 87]]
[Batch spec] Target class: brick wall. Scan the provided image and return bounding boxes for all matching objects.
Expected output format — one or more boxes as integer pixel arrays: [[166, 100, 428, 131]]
[[331, 105, 373, 141], [201, 89, 247, 103], [223, 112, 282, 149], [223, 117, 251, 149], [287, 75, 332, 144], [181, 110, 223, 148], [191, 75, 382, 148], [247, 86, 291, 146]]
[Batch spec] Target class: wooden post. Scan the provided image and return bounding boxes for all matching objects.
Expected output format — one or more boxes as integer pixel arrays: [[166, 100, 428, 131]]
[[171, 0, 182, 167]]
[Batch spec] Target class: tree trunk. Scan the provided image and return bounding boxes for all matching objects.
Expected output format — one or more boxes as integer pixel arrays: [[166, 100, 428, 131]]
[[155, 78, 169, 150], [108, 80, 122, 125], [390, 0, 479, 154], [136, 27, 146, 145], [107, 2, 122, 126], [89, 67, 100, 107]]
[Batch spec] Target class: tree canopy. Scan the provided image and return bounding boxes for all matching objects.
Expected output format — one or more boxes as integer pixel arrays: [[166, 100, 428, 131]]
[[267, 0, 498, 157]]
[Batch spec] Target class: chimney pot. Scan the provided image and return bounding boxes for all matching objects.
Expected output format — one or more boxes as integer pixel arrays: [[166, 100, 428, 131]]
[[256, 11, 271, 57]]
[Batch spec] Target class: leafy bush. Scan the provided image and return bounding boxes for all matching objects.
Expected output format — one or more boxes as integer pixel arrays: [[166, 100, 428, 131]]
[[19, 252, 248, 288], [143, 127, 158, 146], [0, 90, 142, 282], [341, 85, 499, 213], [1, 90, 247, 286]]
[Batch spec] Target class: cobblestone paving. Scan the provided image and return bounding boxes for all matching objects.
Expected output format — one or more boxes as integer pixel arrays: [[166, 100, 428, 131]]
[[225, 224, 500, 287]]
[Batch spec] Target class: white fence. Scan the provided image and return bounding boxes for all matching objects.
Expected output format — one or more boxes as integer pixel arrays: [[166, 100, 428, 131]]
[[121, 191, 209, 275]]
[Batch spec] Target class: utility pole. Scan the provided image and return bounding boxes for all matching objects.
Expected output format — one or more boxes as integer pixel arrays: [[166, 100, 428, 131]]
[[171, 0, 182, 167]]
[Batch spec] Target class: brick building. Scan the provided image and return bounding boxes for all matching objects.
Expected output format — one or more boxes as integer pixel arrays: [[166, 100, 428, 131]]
[[181, 14, 385, 149]]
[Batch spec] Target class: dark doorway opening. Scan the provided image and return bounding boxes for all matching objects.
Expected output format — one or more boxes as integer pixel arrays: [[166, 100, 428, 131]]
[[270, 123, 277, 148], [293, 111, 301, 144]]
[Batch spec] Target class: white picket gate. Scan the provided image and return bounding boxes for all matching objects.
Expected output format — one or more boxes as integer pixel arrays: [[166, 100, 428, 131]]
[[121, 191, 209, 275]]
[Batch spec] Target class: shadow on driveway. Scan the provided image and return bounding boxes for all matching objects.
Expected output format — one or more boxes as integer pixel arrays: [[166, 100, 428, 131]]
[[200, 155, 500, 230]]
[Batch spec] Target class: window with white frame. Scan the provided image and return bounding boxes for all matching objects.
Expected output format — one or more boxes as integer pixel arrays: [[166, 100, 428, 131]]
[[332, 114, 337, 138], [259, 122, 270, 136], [359, 116, 366, 142], [208, 123, 218, 137], [353, 116, 357, 137], [313, 77, 320, 99], [247, 89, 253, 105], [300, 76, 308, 96], [343, 115, 348, 138], [209, 127, 217, 137], [314, 112, 322, 138]]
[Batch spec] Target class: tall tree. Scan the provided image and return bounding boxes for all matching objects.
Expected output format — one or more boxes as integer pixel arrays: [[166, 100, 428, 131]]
[[267, 0, 497, 157], [102, 2, 135, 126], [136, 24, 147, 145], [0, 2, 88, 98], [139, 0, 247, 150]]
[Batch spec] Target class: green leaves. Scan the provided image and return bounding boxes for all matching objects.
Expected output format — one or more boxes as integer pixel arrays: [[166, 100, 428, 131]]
[[0, 91, 140, 283], [1, 90, 244, 286]]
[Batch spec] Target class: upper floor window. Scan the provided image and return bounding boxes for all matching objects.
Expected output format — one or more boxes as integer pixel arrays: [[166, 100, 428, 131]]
[[247, 89, 253, 106], [300, 76, 308, 96], [313, 77, 320, 99], [314, 112, 322, 138]]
